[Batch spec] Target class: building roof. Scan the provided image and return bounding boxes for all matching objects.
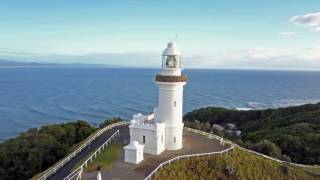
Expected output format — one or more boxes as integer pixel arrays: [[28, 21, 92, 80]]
[[124, 140, 144, 150], [162, 42, 181, 56]]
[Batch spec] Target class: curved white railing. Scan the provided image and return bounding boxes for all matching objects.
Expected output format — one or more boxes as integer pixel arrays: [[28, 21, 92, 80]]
[[37, 121, 128, 180], [144, 146, 235, 180], [63, 129, 120, 180], [192, 127, 319, 166], [183, 127, 233, 145], [238, 146, 319, 168], [184, 127, 318, 168]]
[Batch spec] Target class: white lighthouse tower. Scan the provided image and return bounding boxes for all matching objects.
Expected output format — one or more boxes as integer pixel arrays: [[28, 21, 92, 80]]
[[154, 42, 187, 150], [124, 42, 187, 164]]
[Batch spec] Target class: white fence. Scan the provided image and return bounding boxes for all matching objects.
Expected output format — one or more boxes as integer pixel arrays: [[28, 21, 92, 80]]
[[37, 121, 128, 180], [63, 129, 120, 180], [238, 146, 318, 169], [184, 127, 318, 168], [183, 127, 233, 145], [144, 146, 235, 180]]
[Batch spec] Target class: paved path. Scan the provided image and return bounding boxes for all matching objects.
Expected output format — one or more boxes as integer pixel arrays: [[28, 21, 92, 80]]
[[48, 125, 128, 180], [84, 129, 228, 180]]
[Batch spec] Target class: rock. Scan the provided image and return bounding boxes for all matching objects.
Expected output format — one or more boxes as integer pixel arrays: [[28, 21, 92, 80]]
[[222, 164, 235, 177]]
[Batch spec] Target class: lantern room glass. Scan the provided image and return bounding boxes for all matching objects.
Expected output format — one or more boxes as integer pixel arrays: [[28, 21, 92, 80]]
[[162, 55, 181, 69]]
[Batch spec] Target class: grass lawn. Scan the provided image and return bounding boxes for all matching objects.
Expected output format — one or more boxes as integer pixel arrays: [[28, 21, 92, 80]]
[[84, 142, 123, 172], [154, 147, 320, 180]]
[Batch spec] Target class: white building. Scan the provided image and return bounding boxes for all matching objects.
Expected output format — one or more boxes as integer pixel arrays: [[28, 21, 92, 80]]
[[124, 42, 187, 164], [124, 141, 144, 164]]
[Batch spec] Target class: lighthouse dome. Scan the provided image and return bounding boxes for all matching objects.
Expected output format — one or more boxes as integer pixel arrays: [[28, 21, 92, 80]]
[[162, 42, 181, 56]]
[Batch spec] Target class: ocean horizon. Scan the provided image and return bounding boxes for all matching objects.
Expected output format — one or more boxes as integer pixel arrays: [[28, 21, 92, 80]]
[[1, 67, 320, 141]]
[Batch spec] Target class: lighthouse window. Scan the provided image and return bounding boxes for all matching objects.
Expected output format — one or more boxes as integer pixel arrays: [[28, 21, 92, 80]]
[[174, 137, 176, 143], [174, 101, 177, 107], [143, 135, 146, 144], [165, 56, 178, 68]]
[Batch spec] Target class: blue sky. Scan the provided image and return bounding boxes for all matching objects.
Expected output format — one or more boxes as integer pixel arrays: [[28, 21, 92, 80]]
[[0, 0, 320, 69]]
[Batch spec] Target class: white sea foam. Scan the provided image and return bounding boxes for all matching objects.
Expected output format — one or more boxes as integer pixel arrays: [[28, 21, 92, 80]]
[[247, 99, 320, 110], [235, 107, 253, 111]]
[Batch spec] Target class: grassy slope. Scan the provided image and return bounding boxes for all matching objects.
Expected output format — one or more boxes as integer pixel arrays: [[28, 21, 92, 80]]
[[154, 148, 320, 180], [85, 143, 122, 172]]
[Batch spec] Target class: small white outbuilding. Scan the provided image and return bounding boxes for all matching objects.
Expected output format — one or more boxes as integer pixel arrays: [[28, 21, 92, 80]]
[[124, 140, 144, 164]]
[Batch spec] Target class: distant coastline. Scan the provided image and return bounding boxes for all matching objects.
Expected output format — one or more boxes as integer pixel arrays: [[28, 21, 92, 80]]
[[0, 59, 124, 68], [1, 59, 320, 71]]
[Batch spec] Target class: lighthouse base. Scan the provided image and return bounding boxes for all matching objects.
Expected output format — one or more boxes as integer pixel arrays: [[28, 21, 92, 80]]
[[165, 125, 183, 150]]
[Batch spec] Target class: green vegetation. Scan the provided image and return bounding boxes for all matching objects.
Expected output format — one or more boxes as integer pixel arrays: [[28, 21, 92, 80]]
[[0, 120, 96, 180], [84, 143, 123, 172], [154, 148, 320, 180], [183, 102, 320, 165], [0, 117, 126, 180]]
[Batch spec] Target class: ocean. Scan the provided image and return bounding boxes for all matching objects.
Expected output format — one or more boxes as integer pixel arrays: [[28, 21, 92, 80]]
[[1, 67, 320, 140]]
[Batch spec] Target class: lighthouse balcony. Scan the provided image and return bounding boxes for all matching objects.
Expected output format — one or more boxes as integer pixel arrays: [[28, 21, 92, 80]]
[[155, 74, 187, 82]]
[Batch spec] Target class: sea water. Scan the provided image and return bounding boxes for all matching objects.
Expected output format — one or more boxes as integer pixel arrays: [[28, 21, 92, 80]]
[[0, 67, 320, 140]]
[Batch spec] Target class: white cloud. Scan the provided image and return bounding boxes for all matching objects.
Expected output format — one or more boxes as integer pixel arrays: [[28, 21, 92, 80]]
[[289, 12, 320, 31], [278, 31, 296, 37], [183, 47, 320, 70]]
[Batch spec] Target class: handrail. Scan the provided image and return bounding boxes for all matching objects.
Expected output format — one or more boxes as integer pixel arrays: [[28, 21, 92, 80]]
[[144, 146, 235, 180], [37, 121, 128, 180], [63, 129, 120, 180], [237, 146, 318, 168], [183, 127, 234, 145]]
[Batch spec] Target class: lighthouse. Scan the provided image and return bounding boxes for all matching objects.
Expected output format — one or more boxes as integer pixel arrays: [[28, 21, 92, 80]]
[[124, 42, 187, 164], [154, 42, 187, 150]]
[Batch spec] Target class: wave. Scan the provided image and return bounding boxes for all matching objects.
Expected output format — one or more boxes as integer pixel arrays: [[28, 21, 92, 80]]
[[59, 105, 106, 119], [87, 106, 111, 115], [29, 107, 70, 120], [247, 99, 320, 110], [234, 107, 253, 111], [270, 99, 320, 108]]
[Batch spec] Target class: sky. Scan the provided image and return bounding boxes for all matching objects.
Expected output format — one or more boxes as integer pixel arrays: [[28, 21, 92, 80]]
[[0, 0, 320, 70]]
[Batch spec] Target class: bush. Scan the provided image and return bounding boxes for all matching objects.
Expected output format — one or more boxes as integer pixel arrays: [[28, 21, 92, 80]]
[[99, 117, 124, 128], [183, 102, 320, 165]]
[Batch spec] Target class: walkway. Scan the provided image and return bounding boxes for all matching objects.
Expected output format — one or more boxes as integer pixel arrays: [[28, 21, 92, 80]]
[[48, 125, 128, 180], [83, 128, 228, 180]]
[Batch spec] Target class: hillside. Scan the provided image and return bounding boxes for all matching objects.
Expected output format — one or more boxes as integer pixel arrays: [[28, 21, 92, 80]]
[[0, 120, 96, 180], [183, 103, 320, 165], [154, 147, 320, 180], [0, 59, 61, 66]]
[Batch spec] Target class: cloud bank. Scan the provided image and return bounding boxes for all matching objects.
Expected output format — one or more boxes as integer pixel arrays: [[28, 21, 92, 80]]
[[289, 12, 320, 31], [1, 47, 320, 70], [183, 47, 320, 70]]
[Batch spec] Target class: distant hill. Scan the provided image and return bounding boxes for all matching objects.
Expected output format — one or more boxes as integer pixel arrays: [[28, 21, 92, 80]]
[[184, 102, 320, 165], [0, 59, 62, 66], [0, 59, 120, 67]]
